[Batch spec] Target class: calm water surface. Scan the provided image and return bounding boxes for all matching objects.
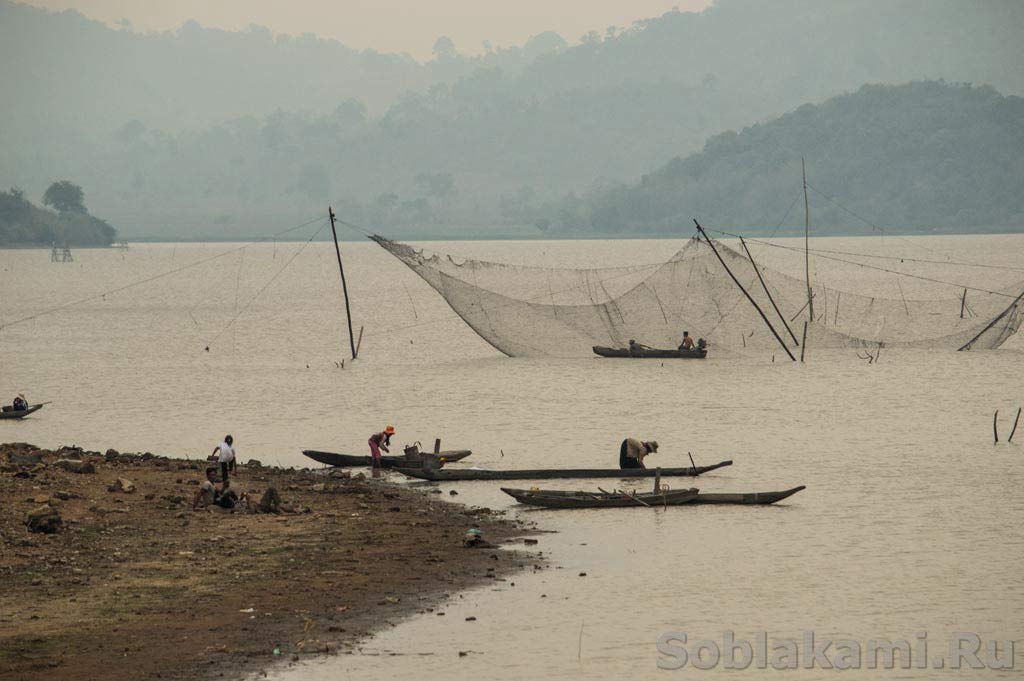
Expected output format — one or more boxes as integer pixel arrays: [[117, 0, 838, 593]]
[[1, 235, 1022, 678]]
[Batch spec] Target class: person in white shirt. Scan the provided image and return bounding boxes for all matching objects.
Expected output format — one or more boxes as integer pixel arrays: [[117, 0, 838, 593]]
[[211, 435, 235, 483]]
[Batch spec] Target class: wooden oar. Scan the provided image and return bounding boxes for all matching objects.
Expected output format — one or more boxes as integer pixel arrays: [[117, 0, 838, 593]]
[[688, 452, 697, 476]]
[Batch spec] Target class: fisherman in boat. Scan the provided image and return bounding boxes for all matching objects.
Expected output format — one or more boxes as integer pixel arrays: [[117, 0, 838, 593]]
[[628, 339, 650, 356], [12, 394, 28, 411], [368, 425, 395, 469], [679, 331, 695, 351], [619, 438, 658, 469]]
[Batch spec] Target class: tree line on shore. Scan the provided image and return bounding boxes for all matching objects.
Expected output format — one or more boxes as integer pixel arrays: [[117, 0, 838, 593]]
[[0, 181, 117, 246]]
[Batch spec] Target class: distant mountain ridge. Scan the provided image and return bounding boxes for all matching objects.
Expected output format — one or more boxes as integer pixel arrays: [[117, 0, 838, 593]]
[[1, 0, 1022, 237], [578, 82, 1024, 235]]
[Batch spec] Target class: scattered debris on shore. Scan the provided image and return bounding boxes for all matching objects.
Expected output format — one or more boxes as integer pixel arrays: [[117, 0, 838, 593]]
[[0, 442, 540, 681]]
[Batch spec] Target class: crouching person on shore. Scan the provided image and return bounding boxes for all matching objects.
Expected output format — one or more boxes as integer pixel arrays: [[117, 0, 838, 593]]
[[191, 467, 219, 510], [214, 479, 239, 509]]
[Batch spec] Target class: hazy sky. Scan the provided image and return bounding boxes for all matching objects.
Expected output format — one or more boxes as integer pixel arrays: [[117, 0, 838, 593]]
[[23, 0, 713, 59]]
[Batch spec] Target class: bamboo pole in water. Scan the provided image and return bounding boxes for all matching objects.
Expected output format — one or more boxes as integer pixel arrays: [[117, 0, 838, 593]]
[[803, 158, 814, 321], [741, 237, 799, 347], [800, 321, 808, 363], [694, 220, 796, 361], [1008, 408, 1021, 444], [328, 207, 357, 360]]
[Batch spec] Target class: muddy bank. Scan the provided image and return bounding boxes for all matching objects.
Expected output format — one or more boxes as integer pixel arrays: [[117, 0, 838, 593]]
[[0, 443, 541, 681]]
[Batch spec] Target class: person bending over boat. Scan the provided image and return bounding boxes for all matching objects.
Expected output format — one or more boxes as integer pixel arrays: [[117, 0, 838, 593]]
[[679, 331, 694, 350], [369, 425, 395, 469], [619, 438, 658, 469], [12, 394, 28, 411]]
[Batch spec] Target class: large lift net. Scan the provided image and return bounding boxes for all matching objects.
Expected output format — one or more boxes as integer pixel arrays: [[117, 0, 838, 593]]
[[372, 235, 1024, 358]]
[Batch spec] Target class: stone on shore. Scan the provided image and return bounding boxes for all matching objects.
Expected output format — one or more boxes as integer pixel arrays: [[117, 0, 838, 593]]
[[108, 478, 136, 493], [26, 505, 62, 533], [54, 459, 96, 474]]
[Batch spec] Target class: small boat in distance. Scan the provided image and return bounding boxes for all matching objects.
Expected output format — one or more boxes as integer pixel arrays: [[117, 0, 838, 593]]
[[393, 460, 733, 481], [0, 403, 46, 420], [302, 448, 472, 468], [593, 346, 707, 359], [502, 485, 805, 508]]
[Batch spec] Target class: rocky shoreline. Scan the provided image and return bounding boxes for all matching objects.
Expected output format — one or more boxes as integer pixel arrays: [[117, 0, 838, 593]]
[[0, 442, 541, 681]]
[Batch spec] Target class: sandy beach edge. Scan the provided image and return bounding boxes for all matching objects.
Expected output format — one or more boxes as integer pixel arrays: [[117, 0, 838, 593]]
[[0, 442, 545, 681]]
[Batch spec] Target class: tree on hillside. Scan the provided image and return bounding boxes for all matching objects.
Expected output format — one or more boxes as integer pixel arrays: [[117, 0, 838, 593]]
[[432, 36, 457, 60], [42, 180, 85, 213]]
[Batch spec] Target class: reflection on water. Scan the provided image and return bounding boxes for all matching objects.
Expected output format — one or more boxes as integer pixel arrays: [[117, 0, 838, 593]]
[[2, 235, 1022, 678]]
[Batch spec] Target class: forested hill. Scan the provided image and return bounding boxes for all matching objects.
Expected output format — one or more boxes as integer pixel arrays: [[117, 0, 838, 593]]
[[0, 182, 117, 247], [579, 82, 1024, 235], [2, 0, 1023, 237]]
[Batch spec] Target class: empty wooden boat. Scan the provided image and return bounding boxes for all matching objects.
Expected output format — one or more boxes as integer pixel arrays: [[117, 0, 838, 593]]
[[302, 449, 471, 468], [689, 485, 805, 505], [502, 485, 805, 508], [393, 460, 732, 481], [501, 486, 699, 508]]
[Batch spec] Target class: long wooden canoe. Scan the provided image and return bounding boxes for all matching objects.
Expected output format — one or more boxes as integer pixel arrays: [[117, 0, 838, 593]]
[[502, 484, 803, 507], [0, 404, 44, 420], [393, 460, 732, 481], [302, 449, 471, 468], [500, 486, 699, 508], [593, 346, 707, 359], [689, 486, 805, 505]]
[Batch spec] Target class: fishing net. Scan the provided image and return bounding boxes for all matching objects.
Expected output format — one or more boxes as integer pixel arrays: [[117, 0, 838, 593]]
[[372, 235, 1024, 358]]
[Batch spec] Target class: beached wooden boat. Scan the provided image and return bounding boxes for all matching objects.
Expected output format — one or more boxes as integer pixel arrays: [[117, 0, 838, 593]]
[[593, 346, 707, 359], [501, 486, 699, 508], [301, 449, 471, 468], [393, 460, 732, 481], [502, 484, 805, 508], [0, 404, 45, 420]]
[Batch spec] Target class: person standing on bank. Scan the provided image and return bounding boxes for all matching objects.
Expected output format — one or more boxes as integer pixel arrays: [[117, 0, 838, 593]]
[[212, 435, 235, 482], [368, 426, 395, 470], [619, 438, 658, 469]]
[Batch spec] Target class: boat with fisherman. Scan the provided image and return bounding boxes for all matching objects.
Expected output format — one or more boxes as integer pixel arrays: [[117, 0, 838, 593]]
[[0, 402, 47, 420], [302, 447, 471, 468], [393, 459, 732, 481]]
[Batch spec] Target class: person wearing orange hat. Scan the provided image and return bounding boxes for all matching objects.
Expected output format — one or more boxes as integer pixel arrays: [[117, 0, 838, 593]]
[[368, 425, 395, 470]]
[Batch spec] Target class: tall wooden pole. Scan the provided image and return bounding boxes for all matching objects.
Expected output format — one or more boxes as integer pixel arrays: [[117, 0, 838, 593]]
[[328, 207, 358, 360], [694, 220, 796, 361], [741, 237, 799, 347], [803, 158, 814, 321]]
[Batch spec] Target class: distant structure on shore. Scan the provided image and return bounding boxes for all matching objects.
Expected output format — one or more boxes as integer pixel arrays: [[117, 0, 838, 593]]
[[50, 242, 73, 262]]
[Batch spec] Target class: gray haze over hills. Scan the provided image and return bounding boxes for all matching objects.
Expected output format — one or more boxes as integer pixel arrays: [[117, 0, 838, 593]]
[[1, 0, 1022, 241]]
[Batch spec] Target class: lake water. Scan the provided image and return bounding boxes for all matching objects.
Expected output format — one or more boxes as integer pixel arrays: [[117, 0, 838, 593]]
[[2, 234, 1023, 678]]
